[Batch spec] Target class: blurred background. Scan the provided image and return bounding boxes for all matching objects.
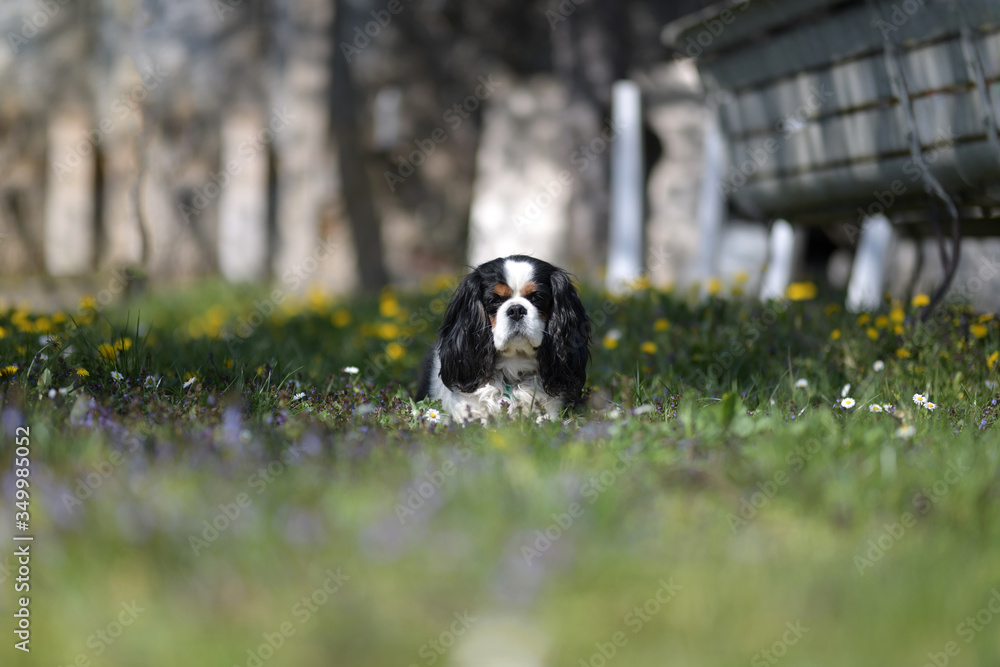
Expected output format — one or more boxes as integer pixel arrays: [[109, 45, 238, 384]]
[[2, 4, 1000, 666], [0, 0, 999, 307]]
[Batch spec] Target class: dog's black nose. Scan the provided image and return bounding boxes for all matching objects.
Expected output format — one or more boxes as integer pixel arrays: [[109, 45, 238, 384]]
[[507, 304, 527, 322]]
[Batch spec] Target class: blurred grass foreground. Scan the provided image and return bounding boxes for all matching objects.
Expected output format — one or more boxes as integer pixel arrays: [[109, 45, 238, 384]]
[[1, 279, 1000, 667]]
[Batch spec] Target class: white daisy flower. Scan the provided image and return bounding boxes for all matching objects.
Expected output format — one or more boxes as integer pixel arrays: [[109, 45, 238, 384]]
[[343, 366, 360, 375], [424, 408, 441, 423], [873, 360, 885, 372], [795, 378, 809, 388], [924, 402, 937, 411], [841, 397, 856, 409], [183, 376, 197, 389], [841, 384, 851, 398], [868, 404, 883, 413], [111, 371, 124, 381], [912, 393, 927, 405], [144, 376, 157, 388], [292, 392, 306, 401], [895, 425, 916, 439], [883, 404, 894, 412], [48, 388, 57, 399]]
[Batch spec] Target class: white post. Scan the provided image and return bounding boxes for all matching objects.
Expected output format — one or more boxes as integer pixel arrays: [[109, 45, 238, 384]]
[[695, 110, 726, 284], [45, 109, 96, 276], [759, 219, 796, 301], [218, 107, 270, 282], [606, 80, 644, 292], [846, 214, 895, 312]]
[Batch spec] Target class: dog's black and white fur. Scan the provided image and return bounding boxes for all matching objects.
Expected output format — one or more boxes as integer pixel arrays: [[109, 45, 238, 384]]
[[417, 256, 591, 422]]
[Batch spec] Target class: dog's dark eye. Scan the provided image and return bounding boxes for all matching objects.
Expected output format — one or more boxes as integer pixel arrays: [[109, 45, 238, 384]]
[[528, 292, 549, 308]]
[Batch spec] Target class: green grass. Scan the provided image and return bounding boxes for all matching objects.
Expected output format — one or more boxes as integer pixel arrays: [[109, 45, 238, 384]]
[[0, 279, 999, 666]]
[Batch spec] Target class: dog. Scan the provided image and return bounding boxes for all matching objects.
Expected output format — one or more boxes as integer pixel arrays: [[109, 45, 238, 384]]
[[417, 255, 591, 423]]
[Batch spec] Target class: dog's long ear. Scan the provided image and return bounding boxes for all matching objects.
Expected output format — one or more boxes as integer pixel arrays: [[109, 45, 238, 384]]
[[538, 270, 591, 403], [437, 269, 496, 393]]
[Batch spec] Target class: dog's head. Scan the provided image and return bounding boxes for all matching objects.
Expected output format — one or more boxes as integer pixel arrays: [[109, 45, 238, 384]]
[[436, 256, 591, 400]]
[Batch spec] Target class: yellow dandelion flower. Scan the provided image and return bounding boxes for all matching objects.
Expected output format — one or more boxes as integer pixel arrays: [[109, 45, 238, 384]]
[[857, 314, 871, 326], [386, 342, 405, 361], [433, 274, 457, 293], [734, 271, 749, 284], [970, 324, 988, 339], [0, 364, 18, 377], [0, 326, 6, 338], [825, 303, 842, 316], [79, 295, 97, 311], [332, 310, 351, 327], [75, 368, 90, 377], [890, 306, 905, 323], [831, 329, 841, 340], [988, 351, 999, 370], [640, 341, 658, 355], [786, 282, 817, 301], [979, 313, 995, 323], [874, 315, 889, 328], [378, 322, 400, 340], [603, 336, 619, 350], [654, 318, 670, 332], [706, 278, 722, 296], [894, 324, 904, 335], [630, 275, 652, 291], [912, 293, 930, 307], [98, 343, 116, 359], [896, 348, 912, 359], [306, 285, 329, 312], [867, 327, 879, 340], [380, 292, 400, 319]]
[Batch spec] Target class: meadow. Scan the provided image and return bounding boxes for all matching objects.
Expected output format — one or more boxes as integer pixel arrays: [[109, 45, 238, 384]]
[[0, 275, 998, 667]]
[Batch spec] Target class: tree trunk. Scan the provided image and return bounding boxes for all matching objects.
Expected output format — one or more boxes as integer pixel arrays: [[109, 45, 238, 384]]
[[550, 0, 631, 279], [329, 1, 389, 291]]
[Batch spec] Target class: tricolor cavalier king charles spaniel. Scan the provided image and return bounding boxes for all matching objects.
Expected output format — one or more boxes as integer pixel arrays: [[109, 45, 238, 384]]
[[417, 256, 591, 422]]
